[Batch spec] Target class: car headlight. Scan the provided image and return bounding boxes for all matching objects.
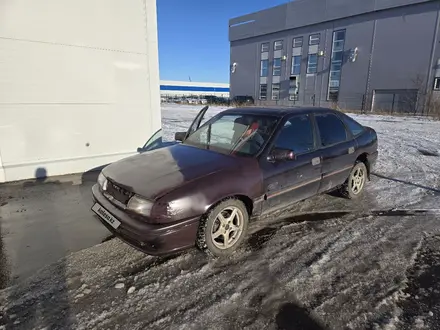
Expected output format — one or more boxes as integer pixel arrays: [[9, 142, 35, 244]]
[[127, 195, 154, 217], [97, 172, 108, 191]]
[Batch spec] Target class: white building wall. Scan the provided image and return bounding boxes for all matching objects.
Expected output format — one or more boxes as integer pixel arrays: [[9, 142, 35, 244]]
[[0, 0, 161, 183]]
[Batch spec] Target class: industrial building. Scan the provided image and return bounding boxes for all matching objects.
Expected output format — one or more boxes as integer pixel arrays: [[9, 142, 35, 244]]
[[0, 0, 161, 182], [229, 0, 440, 112], [160, 80, 229, 97]]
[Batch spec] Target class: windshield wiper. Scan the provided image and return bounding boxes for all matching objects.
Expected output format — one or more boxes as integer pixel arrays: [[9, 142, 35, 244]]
[[231, 130, 257, 154]]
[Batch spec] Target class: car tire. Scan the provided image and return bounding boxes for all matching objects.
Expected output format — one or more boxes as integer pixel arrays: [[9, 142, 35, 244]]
[[196, 198, 249, 257], [340, 162, 368, 199]]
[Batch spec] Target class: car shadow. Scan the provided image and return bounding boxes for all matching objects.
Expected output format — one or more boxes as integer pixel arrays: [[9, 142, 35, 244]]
[[81, 164, 109, 184], [326, 189, 345, 199], [372, 172, 440, 195], [247, 211, 351, 252]]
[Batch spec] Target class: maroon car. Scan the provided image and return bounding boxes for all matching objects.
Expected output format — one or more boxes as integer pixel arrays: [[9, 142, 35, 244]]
[[91, 106, 378, 257]]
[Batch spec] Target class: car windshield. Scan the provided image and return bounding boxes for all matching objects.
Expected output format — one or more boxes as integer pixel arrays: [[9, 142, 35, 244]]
[[183, 113, 280, 156]]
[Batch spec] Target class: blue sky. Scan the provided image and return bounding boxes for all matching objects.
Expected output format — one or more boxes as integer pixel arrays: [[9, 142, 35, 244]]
[[157, 0, 288, 84]]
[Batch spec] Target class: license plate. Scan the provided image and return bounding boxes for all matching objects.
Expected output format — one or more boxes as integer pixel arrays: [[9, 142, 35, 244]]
[[92, 203, 121, 229]]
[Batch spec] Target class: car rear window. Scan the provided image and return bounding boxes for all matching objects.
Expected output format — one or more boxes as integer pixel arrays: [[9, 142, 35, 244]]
[[274, 115, 315, 154], [315, 113, 348, 147], [342, 114, 365, 136]]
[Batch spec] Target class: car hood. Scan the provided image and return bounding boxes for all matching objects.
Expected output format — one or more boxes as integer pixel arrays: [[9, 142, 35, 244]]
[[102, 144, 242, 200]]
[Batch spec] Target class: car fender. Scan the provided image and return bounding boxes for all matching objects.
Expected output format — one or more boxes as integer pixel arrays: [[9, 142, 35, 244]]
[[152, 159, 263, 223]]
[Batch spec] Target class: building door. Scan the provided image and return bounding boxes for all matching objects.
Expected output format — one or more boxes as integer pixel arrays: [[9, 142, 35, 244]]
[[372, 89, 418, 114]]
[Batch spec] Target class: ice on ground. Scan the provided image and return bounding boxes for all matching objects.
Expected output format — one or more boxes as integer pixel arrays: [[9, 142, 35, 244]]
[[1, 105, 440, 329]]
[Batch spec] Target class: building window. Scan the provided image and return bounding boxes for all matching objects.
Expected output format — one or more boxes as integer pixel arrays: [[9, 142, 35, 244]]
[[434, 77, 440, 91], [272, 83, 280, 100], [261, 43, 269, 53], [273, 58, 281, 76], [291, 56, 301, 75], [328, 29, 346, 101], [274, 40, 283, 51], [309, 34, 320, 46], [260, 60, 268, 77], [307, 54, 318, 74], [259, 84, 267, 100], [293, 37, 303, 48]]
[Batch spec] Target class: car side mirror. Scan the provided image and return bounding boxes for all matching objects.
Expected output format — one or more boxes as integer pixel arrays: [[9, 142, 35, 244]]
[[174, 131, 186, 142], [267, 149, 296, 162]]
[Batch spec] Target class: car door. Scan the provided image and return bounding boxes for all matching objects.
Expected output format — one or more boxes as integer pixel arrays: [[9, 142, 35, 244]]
[[173, 105, 211, 142], [260, 113, 322, 213], [183, 105, 210, 140], [314, 112, 358, 193], [137, 129, 179, 153]]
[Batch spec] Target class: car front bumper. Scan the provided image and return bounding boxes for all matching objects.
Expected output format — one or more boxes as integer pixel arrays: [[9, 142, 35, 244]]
[[91, 184, 200, 256]]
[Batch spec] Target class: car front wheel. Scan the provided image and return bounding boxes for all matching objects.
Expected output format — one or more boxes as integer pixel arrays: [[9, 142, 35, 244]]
[[196, 199, 249, 257], [340, 162, 368, 199]]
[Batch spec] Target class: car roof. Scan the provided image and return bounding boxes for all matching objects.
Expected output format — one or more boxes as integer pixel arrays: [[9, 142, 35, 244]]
[[221, 106, 340, 117]]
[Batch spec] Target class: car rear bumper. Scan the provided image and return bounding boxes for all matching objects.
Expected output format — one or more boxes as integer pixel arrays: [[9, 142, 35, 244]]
[[91, 184, 200, 256]]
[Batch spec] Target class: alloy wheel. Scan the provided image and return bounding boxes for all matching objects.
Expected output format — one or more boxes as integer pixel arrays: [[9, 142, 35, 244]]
[[211, 206, 244, 249], [350, 167, 366, 195]]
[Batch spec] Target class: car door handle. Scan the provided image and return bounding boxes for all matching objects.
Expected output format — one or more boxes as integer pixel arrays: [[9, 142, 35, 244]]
[[348, 147, 355, 154], [312, 157, 320, 166]]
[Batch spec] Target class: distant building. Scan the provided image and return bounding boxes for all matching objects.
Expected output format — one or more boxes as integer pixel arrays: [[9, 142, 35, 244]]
[[229, 0, 440, 112], [160, 80, 230, 98]]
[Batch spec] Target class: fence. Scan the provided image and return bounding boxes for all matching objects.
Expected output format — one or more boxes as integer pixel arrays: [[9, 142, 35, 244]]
[[256, 90, 440, 117], [161, 91, 440, 118]]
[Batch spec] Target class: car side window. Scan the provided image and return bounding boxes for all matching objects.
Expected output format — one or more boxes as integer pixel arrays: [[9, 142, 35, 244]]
[[315, 113, 348, 147], [273, 115, 314, 154], [342, 114, 364, 136]]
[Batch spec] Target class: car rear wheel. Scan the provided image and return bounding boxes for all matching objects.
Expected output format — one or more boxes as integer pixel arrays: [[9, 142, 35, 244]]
[[340, 162, 367, 199], [196, 199, 249, 257]]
